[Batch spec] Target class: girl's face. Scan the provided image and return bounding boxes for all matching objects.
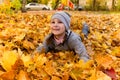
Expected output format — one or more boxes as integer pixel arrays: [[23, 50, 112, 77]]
[[50, 18, 66, 36]]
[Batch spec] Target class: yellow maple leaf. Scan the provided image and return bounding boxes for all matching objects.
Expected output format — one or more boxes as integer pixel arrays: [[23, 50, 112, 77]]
[[74, 60, 84, 68], [34, 54, 48, 67], [0, 24, 3, 28], [1, 50, 18, 71], [22, 40, 35, 49], [43, 60, 59, 76], [46, 15, 51, 22], [93, 31, 103, 41], [102, 43, 108, 49], [111, 47, 120, 57], [82, 60, 94, 69], [70, 71, 78, 80], [21, 54, 33, 67], [13, 33, 26, 42], [87, 69, 97, 80], [70, 64, 83, 80]]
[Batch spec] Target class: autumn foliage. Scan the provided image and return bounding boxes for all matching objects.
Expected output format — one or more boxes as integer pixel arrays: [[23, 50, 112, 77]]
[[0, 11, 119, 80]]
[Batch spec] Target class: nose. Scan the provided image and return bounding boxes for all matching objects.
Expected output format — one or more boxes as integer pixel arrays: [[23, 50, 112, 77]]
[[53, 23, 58, 27]]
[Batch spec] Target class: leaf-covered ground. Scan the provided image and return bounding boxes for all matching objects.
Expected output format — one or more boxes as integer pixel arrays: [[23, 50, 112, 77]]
[[0, 11, 119, 80]]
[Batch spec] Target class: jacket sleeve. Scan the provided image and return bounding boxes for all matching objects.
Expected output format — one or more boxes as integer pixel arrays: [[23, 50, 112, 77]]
[[36, 35, 50, 53], [36, 40, 48, 53], [68, 36, 90, 62]]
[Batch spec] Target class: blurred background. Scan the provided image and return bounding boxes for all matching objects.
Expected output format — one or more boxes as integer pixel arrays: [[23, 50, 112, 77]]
[[0, 0, 120, 13]]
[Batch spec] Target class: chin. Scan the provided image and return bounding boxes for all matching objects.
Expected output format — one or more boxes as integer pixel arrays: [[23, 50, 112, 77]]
[[53, 33, 60, 36], [52, 31, 59, 35]]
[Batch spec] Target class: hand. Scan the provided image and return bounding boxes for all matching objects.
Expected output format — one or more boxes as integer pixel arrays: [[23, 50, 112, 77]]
[[31, 50, 38, 59]]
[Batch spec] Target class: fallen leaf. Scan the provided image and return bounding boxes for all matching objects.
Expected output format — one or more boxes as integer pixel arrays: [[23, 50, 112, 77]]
[[1, 50, 18, 71], [17, 70, 30, 80]]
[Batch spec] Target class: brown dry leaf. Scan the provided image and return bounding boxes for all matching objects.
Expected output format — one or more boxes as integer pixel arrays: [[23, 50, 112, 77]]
[[17, 70, 30, 80]]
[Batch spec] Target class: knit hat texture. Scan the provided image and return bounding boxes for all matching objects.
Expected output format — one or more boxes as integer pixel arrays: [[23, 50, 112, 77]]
[[51, 11, 71, 30]]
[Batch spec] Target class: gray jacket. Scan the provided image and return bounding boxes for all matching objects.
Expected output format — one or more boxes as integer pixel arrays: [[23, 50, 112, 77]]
[[36, 30, 89, 62]]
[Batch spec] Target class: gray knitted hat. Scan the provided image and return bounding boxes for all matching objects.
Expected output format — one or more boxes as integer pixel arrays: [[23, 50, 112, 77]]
[[51, 11, 71, 30]]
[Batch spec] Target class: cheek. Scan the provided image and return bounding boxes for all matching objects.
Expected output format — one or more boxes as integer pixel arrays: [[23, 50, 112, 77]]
[[60, 26, 66, 31], [50, 25, 52, 29], [50, 24, 54, 30]]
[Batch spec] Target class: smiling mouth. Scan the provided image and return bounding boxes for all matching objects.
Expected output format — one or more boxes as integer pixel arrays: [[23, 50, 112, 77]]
[[53, 29, 60, 31]]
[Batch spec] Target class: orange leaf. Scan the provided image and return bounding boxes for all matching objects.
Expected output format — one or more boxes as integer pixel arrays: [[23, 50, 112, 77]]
[[96, 71, 111, 80], [62, 72, 69, 80], [17, 70, 30, 80], [0, 70, 15, 80], [51, 76, 61, 80], [94, 54, 113, 69], [43, 60, 58, 76]]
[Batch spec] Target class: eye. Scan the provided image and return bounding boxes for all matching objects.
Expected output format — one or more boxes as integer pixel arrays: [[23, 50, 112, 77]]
[[58, 21, 63, 23], [51, 21, 55, 24]]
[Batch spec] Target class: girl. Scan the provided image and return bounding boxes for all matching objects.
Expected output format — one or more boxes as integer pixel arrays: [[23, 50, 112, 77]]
[[36, 11, 89, 62]]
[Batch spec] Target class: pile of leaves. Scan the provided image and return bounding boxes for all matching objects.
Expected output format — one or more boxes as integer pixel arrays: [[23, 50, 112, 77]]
[[0, 11, 119, 80]]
